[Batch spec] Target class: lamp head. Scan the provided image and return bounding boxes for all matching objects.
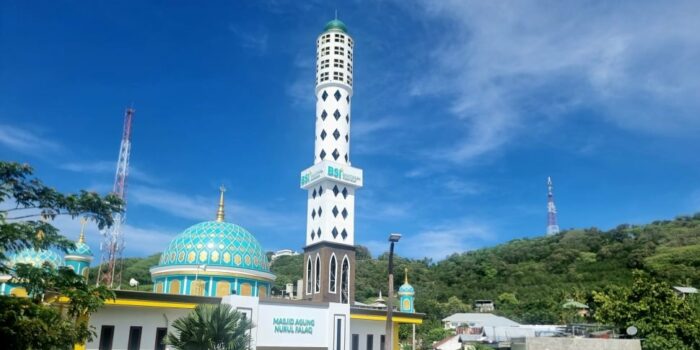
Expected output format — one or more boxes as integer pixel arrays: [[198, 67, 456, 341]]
[[388, 233, 402, 243]]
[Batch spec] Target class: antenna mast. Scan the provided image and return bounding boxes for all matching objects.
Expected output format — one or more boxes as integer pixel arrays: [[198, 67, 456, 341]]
[[546, 176, 560, 236], [97, 107, 134, 288]]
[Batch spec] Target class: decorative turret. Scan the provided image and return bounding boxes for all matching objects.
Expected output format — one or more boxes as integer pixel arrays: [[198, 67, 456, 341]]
[[398, 268, 415, 313], [65, 218, 93, 280]]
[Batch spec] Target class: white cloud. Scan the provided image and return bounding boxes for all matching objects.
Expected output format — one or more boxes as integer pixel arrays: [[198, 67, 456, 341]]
[[59, 160, 158, 185], [129, 185, 301, 231], [0, 124, 62, 155], [404, 0, 700, 163], [228, 24, 269, 54], [361, 218, 495, 260]]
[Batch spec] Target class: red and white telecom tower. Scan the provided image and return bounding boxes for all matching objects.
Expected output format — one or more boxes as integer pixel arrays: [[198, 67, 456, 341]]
[[97, 107, 134, 288]]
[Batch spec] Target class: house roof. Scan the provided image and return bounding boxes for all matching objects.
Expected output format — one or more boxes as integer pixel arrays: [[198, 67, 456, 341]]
[[673, 286, 698, 294], [442, 313, 520, 327]]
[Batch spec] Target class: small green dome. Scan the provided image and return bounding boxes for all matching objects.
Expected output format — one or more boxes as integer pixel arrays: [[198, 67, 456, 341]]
[[324, 19, 348, 34], [67, 241, 92, 257], [399, 282, 415, 295], [157, 221, 270, 273], [8, 248, 64, 269]]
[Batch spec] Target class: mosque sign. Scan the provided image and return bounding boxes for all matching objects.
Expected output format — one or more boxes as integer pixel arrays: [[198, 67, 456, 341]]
[[272, 318, 315, 335], [300, 161, 363, 189]]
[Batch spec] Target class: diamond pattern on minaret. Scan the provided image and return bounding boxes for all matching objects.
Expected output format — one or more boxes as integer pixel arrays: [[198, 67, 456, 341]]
[[333, 129, 340, 140], [341, 229, 348, 239], [321, 110, 327, 120], [334, 90, 342, 101], [320, 150, 326, 159], [322, 91, 328, 101], [333, 185, 339, 196], [332, 206, 339, 217], [342, 208, 348, 219], [342, 187, 348, 199], [332, 227, 339, 238], [321, 130, 327, 140], [334, 109, 341, 120], [311, 208, 316, 219], [332, 149, 340, 160]]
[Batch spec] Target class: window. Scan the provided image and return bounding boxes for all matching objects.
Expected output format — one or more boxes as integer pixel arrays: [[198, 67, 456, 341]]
[[333, 72, 344, 82], [352, 334, 359, 350], [380, 335, 386, 350], [314, 255, 321, 293], [99, 325, 115, 350], [341, 256, 349, 303], [367, 334, 374, 350], [329, 254, 337, 293], [128, 326, 142, 350], [306, 257, 312, 294], [333, 59, 344, 68], [348, 63, 353, 74], [335, 318, 343, 350], [334, 47, 345, 55], [154, 327, 167, 350]]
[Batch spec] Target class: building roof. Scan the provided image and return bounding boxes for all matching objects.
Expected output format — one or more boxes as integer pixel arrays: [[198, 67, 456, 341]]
[[323, 19, 348, 34], [442, 313, 520, 327], [673, 286, 698, 294], [8, 248, 64, 269], [157, 220, 270, 273]]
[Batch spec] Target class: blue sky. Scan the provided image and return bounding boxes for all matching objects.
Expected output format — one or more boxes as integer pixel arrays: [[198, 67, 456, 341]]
[[2, 1, 700, 260]]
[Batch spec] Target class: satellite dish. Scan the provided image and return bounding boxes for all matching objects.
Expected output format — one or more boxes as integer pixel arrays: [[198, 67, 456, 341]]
[[626, 326, 638, 336], [129, 278, 139, 287]]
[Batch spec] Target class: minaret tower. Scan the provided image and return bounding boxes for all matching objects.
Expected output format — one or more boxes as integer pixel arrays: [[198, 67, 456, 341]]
[[546, 176, 560, 236], [300, 18, 362, 304]]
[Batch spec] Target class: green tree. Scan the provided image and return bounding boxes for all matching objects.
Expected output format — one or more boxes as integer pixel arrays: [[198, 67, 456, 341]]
[[593, 271, 700, 350], [165, 304, 252, 350], [0, 161, 122, 349], [0, 162, 122, 272]]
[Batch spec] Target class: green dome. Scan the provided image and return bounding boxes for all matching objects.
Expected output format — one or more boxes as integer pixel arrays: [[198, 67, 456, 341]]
[[398, 282, 415, 295], [8, 248, 64, 269], [158, 221, 270, 273], [323, 19, 348, 34], [67, 241, 92, 257]]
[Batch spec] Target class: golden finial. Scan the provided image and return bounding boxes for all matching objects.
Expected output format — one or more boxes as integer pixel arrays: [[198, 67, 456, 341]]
[[404, 267, 409, 284], [78, 217, 88, 243], [216, 185, 226, 222]]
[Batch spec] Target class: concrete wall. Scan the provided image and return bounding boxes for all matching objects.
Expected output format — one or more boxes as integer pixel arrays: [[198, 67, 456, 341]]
[[86, 305, 191, 350], [511, 337, 641, 350]]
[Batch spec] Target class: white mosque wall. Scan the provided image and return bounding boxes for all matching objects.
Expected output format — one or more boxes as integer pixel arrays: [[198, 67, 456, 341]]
[[222, 295, 352, 350], [350, 319, 389, 350], [85, 305, 191, 350]]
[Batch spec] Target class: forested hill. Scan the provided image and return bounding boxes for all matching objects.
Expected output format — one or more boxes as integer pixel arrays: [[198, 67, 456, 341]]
[[108, 214, 700, 324]]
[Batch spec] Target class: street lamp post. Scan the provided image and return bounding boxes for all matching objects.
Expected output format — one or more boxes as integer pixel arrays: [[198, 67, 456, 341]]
[[385, 233, 401, 350]]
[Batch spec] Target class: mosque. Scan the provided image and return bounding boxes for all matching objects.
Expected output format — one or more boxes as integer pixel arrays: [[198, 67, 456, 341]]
[[0, 18, 422, 350]]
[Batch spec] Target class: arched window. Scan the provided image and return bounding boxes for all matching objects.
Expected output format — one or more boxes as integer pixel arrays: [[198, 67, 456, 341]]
[[306, 257, 312, 294], [329, 254, 337, 293], [340, 256, 349, 304], [315, 254, 321, 293]]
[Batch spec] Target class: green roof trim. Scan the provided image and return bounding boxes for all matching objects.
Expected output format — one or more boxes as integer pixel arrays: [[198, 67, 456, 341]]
[[323, 19, 348, 34]]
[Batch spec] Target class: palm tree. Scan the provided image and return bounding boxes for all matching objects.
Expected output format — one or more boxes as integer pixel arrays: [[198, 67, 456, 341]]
[[164, 303, 252, 350]]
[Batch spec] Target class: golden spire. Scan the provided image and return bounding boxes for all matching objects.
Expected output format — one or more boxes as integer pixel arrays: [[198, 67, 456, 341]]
[[78, 217, 88, 243], [404, 267, 409, 284], [216, 185, 226, 222]]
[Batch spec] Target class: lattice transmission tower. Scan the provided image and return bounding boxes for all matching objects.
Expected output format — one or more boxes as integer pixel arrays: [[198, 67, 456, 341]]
[[97, 107, 134, 288], [546, 176, 560, 236]]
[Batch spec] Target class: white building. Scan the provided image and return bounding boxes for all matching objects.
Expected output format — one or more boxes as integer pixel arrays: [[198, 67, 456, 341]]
[[79, 18, 422, 350]]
